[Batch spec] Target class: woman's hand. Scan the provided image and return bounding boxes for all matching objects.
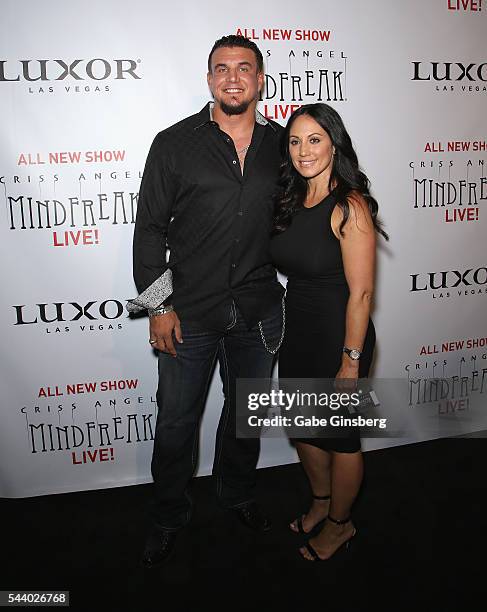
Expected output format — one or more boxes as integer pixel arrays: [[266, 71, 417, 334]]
[[334, 358, 360, 393], [336, 359, 359, 380]]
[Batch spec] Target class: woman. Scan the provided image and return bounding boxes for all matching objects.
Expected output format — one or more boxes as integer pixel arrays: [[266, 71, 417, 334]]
[[270, 103, 388, 561]]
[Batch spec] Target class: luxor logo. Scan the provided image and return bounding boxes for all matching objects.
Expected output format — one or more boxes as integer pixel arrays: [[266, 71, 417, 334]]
[[410, 267, 487, 291], [13, 300, 127, 325], [0, 59, 141, 82], [412, 62, 487, 82]]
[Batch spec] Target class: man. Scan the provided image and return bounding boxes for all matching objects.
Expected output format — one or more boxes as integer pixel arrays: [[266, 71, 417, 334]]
[[131, 34, 284, 567]]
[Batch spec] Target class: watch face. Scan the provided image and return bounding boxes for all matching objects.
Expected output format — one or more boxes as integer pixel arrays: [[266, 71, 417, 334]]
[[350, 349, 361, 360]]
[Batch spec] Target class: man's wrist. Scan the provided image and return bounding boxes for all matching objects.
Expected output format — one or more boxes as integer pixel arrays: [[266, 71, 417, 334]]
[[148, 304, 174, 317]]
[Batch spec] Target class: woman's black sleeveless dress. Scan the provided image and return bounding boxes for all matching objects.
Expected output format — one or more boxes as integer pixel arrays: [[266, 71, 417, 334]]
[[270, 190, 376, 453]]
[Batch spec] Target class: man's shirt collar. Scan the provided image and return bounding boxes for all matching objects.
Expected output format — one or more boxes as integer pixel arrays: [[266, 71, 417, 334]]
[[194, 101, 275, 131]]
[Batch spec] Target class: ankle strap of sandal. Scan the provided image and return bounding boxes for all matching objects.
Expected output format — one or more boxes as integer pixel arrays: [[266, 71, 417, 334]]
[[312, 493, 331, 501], [327, 514, 351, 525]]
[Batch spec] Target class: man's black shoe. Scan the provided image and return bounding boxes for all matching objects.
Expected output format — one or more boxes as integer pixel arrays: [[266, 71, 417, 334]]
[[141, 527, 178, 568], [231, 502, 272, 532]]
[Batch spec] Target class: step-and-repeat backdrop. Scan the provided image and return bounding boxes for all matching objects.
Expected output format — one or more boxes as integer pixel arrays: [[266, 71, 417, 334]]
[[1, 0, 486, 497]]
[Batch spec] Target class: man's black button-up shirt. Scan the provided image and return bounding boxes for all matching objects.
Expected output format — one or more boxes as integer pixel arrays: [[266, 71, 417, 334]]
[[133, 103, 285, 330]]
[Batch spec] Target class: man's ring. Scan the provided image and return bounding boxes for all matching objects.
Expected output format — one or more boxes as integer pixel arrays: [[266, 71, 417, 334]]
[[149, 339, 157, 345]]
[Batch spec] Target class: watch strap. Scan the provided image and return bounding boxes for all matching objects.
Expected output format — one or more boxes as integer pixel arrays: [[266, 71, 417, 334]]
[[343, 347, 361, 360]]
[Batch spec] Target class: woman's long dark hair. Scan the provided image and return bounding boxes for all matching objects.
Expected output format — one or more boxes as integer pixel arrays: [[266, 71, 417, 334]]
[[273, 103, 388, 239]]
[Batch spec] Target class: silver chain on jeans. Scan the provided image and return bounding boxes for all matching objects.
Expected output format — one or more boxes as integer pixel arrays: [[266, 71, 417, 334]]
[[258, 297, 286, 355]]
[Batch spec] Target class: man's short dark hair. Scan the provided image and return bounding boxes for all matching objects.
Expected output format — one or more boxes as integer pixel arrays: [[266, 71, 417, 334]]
[[208, 35, 264, 73]]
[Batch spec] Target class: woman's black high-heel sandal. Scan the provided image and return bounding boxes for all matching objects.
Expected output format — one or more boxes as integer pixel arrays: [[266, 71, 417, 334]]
[[302, 514, 356, 562], [290, 493, 330, 535]]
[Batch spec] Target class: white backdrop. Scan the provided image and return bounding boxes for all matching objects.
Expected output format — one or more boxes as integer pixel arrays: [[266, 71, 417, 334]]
[[1, 0, 486, 497]]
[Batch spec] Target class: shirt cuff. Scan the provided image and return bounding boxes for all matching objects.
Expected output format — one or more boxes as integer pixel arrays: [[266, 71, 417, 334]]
[[126, 269, 173, 313]]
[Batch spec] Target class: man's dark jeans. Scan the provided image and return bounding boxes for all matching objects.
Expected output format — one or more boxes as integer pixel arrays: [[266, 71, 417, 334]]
[[151, 301, 283, 530]]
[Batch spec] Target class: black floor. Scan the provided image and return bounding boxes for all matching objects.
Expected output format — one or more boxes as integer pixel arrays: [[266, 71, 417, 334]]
[[1, 438, 485, 611]]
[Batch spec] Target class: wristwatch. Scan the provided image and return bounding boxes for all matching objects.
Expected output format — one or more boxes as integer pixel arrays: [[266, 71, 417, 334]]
[[343, 347, 361, 360]]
